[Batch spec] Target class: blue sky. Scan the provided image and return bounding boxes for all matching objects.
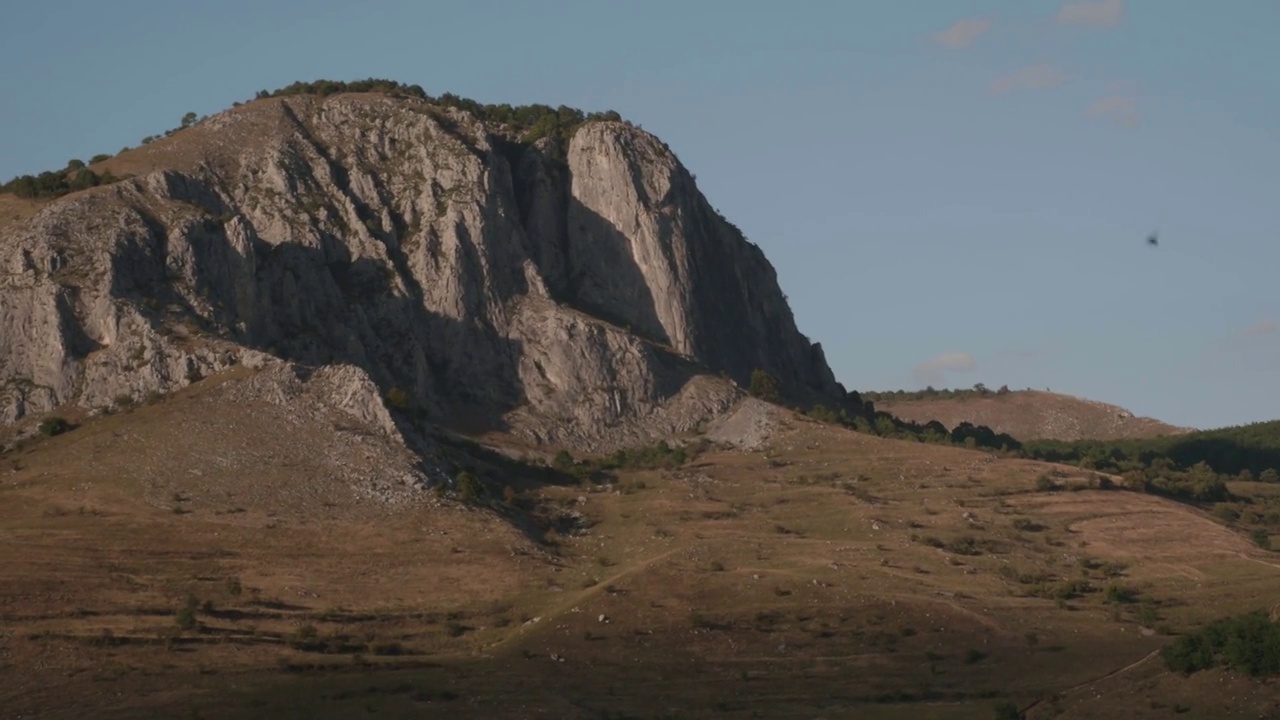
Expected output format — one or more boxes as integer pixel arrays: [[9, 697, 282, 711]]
[[1, 0, 1276, 429]]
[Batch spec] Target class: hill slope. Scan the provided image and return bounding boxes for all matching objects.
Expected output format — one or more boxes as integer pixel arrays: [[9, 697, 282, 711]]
[[3, 388, 1280, 719], [0, 87, 841, 453], [869, 389, 1191, 442]]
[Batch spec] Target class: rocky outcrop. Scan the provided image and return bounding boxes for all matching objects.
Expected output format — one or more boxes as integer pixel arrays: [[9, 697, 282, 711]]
[[0, 93, 841, 451]]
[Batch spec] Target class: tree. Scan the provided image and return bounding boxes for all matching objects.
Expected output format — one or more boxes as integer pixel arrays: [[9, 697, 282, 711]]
[[748, 369, 780, 403], [65, 158, 85, 171], [180, 111, 198, 128]]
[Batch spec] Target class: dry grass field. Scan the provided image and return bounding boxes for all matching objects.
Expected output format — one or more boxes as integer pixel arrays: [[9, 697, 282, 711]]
[[2, 371, 1278, 719], [0, 195, 48, 233]]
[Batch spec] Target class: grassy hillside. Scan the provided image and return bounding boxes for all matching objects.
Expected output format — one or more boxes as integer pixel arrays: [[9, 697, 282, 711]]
[[865, 387, 1189, 442], [826, 387, 1279, 516], [4, 373, 1280, 719]]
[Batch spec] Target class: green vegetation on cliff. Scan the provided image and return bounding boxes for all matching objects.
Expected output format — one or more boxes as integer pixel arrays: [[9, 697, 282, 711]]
[[0, 161, 123, 200], [252, 77, 624, 146], [3, 77, 625, 200]]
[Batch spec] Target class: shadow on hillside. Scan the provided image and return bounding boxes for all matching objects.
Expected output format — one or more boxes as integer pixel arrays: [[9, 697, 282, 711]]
[[111, 204, 527, 442]]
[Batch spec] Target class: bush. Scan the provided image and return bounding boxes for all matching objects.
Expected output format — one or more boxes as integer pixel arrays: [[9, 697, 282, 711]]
[[552, 450, 574, 471], [38, 417, 72, 437], [1162, 610, 1280, 677], [748, 369, 780, 403], [993, 701, 1023, 720], [384, 387, 412, 411], [1104, 584, 1139, 604], [455, 472, 483, 502], [175, 593, 199, 631]]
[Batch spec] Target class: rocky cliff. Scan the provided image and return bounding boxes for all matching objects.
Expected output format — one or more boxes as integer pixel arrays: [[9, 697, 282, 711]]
[[0, 92, 841, 450]]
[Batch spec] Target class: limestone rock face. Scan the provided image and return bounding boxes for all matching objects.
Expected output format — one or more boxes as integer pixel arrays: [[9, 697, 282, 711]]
[[0, 94, 841, 450]]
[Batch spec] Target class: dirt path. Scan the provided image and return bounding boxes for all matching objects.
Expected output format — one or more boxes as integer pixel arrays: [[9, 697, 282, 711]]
[[481, 547, 682, 652], [1021, 648, 1162, 715], [1237, 551, 1280, 572]]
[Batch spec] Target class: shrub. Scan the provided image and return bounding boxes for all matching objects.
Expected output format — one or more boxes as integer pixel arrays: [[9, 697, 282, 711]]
[[1251, 529, 1271, 550], [38, 417, 72, 437], [993, 700, 1023, 720], [289, 623, 319, 649], [552, 450, 574, 471], [385, 387, 412, 411], [1104, 584, 1139, 604], [807, 404, 841, 424], [455, 472, 483, 502], [175, 593, 199, 631], [1213, 504, 1241, 524]]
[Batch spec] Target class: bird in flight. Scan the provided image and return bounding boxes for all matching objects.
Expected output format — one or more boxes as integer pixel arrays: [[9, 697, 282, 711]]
[[1147, 231, 1159, 247]]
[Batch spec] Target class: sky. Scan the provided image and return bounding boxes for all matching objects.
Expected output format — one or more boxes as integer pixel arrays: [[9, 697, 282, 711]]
[[1, 0, 1277, 430]]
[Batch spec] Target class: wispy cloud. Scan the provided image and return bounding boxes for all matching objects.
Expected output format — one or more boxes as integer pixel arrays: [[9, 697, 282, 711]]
[[988, 64, 1068, 95], [932, 18, 991, 49], [1216, 319, 1278, 351], [1088, 86, 1141, 127], [1241, 320, 1277, 337], [913, 351, 977, 388], [1056, 0, 1124, 28]]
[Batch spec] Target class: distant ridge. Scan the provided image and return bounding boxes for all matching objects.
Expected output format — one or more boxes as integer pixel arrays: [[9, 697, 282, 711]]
[[866, 388, 1192, 442]]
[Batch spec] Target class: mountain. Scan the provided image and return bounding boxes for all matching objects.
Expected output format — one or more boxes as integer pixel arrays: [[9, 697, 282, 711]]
[[0, 85, 842, 454], [5, 82, 1280, 720], [866, 388, 1192, 442]]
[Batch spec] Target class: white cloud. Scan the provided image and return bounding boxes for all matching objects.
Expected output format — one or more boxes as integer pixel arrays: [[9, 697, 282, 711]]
[[988, 64, 1068, 95], [932, 18, 991, 49], [1088, 90, 1141, 127], [913, 351, 977, 388], [1056, 0, 1124, 28]]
